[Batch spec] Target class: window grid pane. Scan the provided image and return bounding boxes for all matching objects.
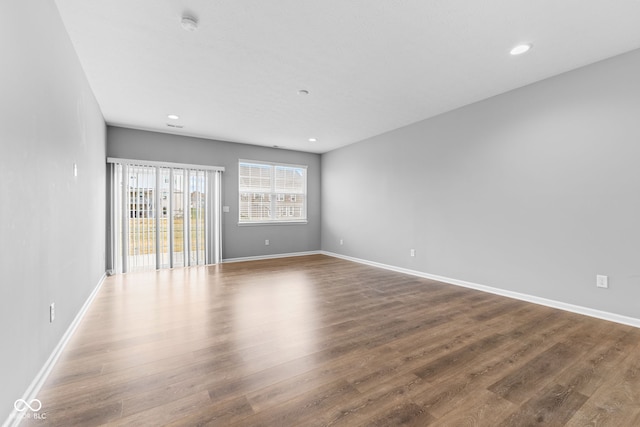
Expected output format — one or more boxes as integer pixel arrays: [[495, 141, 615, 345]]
[[239, 163, 272, 192]]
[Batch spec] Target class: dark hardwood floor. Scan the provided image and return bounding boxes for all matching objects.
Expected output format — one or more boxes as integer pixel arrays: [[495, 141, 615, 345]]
[[24, 254, 640, 426]]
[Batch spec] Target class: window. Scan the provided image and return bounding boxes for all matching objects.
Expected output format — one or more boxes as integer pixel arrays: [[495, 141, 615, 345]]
[[107, 158, 224, 273], [239, 160, 307, 224]]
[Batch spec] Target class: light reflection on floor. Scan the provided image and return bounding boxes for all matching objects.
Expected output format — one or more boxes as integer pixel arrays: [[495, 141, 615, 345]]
[[231, 271, 319, 371]]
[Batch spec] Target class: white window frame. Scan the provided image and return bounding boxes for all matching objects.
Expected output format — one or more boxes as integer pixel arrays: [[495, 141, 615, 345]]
[[238, 159, 308, 225]]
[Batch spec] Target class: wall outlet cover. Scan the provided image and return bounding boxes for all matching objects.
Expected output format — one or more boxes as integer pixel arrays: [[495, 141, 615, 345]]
[[596, 275, 609, 289]]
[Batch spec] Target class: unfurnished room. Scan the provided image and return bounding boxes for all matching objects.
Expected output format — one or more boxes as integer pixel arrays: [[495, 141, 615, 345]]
[[2, 1, 640, 426]]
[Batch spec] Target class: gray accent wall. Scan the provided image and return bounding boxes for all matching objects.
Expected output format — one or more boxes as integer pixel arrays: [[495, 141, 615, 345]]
[[0, 0, 106, 422], [107, 127, 321, 259], [322, 49, 640, 319]]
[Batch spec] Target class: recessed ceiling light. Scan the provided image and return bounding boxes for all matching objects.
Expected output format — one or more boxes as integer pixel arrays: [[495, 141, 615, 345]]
[[167, 114, 180, 120], [510, 44, 532, 55], [308, 138, 317, 142], [297, 89, 310, 95], [181, 16, 198, 32]]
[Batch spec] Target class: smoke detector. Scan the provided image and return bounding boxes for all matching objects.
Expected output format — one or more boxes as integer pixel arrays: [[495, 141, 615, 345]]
[[181, 16, 198, 32]]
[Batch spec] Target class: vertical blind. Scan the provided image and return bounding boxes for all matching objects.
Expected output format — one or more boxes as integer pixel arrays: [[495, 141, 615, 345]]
[[107, 158, 224, 273]]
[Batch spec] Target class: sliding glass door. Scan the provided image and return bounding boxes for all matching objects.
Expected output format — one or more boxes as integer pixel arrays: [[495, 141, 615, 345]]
[[107, 159, 223, 274]]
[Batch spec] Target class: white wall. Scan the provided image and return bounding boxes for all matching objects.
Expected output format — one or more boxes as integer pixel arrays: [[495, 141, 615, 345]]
[[0, 0, 106, 422], [322, 49, 640, 319], [107, 127, 321, 260]]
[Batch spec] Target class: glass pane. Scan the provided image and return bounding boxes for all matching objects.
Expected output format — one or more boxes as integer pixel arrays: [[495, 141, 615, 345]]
[[189, 170, 206, 265], [275, 166, 305, 193], [158, 168, 171, 268], [275, 194, 306, 220], [173, 170, 185, 267], [239, 163, 272, 192], [240, 192, 272, 222], [112, 163, 220, 272], [127, 165, 156, 272]]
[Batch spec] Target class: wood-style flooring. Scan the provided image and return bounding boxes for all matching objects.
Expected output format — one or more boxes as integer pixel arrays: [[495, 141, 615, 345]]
[[25, 254, 640, 426]]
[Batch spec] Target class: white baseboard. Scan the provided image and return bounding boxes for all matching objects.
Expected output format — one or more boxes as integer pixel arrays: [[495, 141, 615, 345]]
[[321, 251, 640, 329], [222, 250, 322, 264], [3, 273, 107, 427]]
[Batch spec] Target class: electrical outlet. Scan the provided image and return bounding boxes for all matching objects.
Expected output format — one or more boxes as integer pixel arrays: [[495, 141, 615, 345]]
[[50, 303, 55, 323], [265, 239, 270, 246], [596, 275, 608, 289], [339, 239, 344, 245], [410, 249, 416, 257]]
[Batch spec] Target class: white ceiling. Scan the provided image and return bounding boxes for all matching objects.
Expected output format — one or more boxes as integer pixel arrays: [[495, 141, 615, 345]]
[[54, 0, 640, 153]]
